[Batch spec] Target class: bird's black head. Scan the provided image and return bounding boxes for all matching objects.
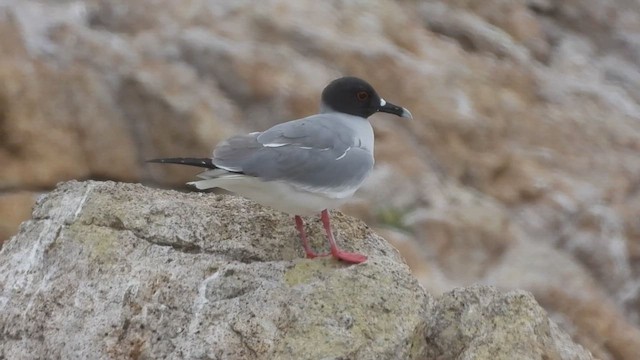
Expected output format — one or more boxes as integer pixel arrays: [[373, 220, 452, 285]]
[[320, 76, 412, 119]]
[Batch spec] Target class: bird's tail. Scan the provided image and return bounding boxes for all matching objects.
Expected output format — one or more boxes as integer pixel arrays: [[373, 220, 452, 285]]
[[146, 157, 217, 169], [147, 157, 244, 190]]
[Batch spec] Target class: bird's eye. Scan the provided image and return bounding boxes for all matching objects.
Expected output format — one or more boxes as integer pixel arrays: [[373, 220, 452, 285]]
[[356, 91, 369, 101]]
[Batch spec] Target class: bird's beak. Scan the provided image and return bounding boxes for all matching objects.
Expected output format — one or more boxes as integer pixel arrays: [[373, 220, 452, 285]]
[[377, 98, 413, 119]]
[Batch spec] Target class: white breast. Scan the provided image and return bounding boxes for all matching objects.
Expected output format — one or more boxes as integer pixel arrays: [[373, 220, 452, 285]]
[[189, 175, 353, 215]]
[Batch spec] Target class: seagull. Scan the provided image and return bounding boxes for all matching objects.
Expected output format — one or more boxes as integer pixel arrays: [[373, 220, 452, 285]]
[[148, 77, 412, 264]]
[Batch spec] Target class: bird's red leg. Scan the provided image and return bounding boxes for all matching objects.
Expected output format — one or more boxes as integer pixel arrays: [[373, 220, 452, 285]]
[[320, 210, 367, 264], [295, 215, 328, 258]]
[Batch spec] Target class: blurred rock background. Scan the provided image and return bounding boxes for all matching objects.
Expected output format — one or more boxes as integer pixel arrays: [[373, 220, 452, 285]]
[[0, 0, 639, 358]]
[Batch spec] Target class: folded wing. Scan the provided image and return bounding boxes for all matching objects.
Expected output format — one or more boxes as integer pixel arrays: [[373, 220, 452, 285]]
[[210, 115, 374, 192]]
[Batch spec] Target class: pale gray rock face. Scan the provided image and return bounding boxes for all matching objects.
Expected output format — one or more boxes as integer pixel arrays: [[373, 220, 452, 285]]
[[0, 180, 430, 359], [425, 286, 593, 360], [0, 181, 593, 359]]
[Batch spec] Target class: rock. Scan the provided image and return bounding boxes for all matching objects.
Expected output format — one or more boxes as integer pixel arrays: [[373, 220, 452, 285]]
[[0, 180, 430, 359], [418, 2, 533, 62], [0, 181, 595, 359], [408, 188, 515, 283], [425, 285, 593, 360], [487, 240, 640, 360]]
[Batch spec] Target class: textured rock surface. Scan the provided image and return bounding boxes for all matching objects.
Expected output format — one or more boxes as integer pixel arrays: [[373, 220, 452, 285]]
[[0, 181, 430, 359], [426, 286, 593, 360], [0, 181, 593, 359], [1, 1, 640, 358]]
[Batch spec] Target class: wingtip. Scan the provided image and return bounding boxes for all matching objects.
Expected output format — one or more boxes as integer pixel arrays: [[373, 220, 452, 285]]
[[145, 157, 218, 169]]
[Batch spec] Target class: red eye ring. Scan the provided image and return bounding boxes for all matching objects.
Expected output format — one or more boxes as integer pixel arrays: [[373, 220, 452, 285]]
[[356, 91, 369, 101]]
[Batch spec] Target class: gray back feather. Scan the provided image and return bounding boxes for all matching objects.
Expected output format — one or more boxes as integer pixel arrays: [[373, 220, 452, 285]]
[[212, 114, 374, 190]]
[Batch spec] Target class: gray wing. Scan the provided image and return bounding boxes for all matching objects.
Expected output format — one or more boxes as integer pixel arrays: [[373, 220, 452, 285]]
[[212, 115, 374, 190]]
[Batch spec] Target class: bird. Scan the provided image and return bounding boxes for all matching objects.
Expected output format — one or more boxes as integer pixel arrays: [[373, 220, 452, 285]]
[[148, 76, 412, 264]]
